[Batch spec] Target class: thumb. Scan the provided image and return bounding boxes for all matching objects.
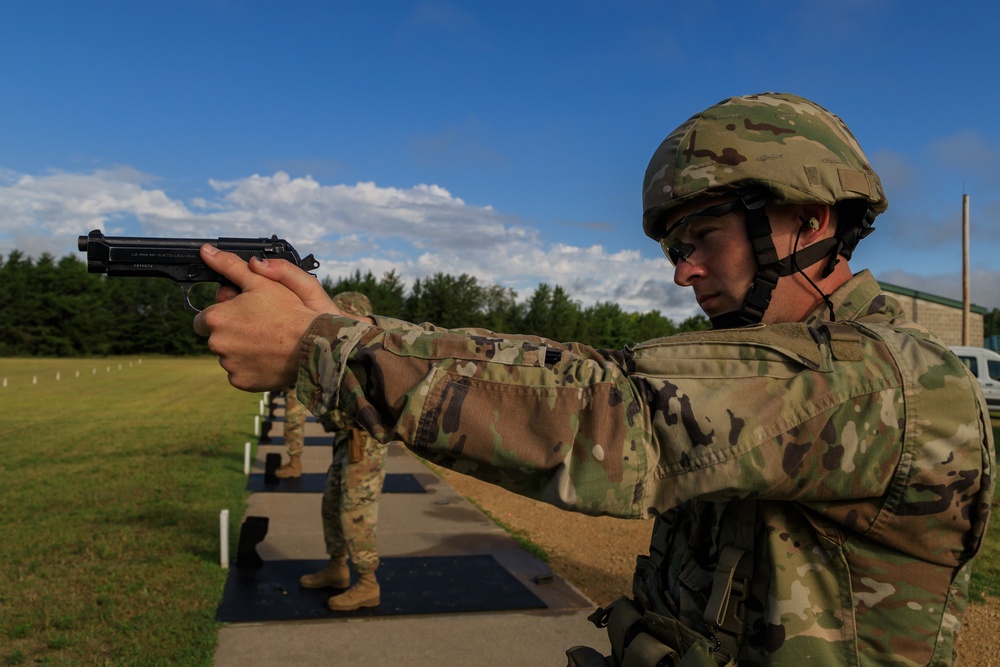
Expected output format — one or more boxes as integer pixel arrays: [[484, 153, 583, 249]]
[[199, 244, 256, 290], [248, 255, 335, 313]]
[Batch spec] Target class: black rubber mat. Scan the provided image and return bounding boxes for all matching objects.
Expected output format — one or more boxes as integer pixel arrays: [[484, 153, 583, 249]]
[[246, 472, 425, 494], [216, 555, 547, 622]]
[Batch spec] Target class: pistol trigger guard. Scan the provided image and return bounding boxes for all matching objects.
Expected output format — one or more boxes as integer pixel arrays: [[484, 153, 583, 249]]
[[180, 284, 202, 314]]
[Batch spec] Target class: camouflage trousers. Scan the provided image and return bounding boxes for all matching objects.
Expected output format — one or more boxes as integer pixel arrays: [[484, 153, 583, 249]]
[[283, 388, 307, 458], [322, 431, 387, 573]]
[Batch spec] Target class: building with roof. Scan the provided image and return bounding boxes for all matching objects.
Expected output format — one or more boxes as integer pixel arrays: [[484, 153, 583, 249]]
[[879, 281, 986, 348]]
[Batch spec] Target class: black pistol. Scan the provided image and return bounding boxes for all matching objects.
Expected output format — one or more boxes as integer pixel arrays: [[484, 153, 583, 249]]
[[78, 229, 320, 312]]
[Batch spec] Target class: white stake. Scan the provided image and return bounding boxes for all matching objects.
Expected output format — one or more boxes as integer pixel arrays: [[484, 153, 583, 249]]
[[259, 399, 265, 416], [244, 442, 252, 476], [56, 372, 61, 381], [33, 376, 37, 385], [254, 414, 260, 436], [219, 509, 230, 569]]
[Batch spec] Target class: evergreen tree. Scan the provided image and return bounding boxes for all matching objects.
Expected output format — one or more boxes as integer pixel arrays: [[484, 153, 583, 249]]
[[578, 301, 634, 349], [678, 314, 711, 332], [479, 284, 522, 333], [630, 310, 677, 343], [402, 273, 485, 328], [0, 251, 34, 355], [322, 269, 405, 317], [2, 247, 718, 357], [523, 284, 554, 337], [548, 286, 581, 342], [521, 284, 582, 341], [984, 308, 1000, 338]]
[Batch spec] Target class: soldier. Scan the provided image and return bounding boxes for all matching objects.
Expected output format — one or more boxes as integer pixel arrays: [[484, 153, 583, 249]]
[[194, 93, 994, 665], [297, 292, 388, 612], [274, 386, 306, 478]]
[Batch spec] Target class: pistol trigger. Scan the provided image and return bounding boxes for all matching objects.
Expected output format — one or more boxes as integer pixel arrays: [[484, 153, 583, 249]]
[[180, 284, 202, 314]]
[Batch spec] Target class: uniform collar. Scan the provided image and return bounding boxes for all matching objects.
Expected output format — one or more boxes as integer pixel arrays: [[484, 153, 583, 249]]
[[803, 269, 896, 326]]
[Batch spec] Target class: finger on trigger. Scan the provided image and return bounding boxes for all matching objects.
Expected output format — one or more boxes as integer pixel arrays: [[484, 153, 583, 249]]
[[200, 244, 254, 290], [249, 255, 320, 296]]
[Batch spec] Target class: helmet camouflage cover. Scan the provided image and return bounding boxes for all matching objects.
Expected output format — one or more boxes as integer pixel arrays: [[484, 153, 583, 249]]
[[332, 291, 374, 318], [642, 92, 888, 240]]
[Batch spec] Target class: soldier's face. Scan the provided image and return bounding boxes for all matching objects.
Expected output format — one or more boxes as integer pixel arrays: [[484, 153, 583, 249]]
[[660, 197, 757, 318]]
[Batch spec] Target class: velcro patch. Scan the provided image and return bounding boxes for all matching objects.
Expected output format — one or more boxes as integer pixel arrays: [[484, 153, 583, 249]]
[[823, 323, 863, 362], [839, 168, 871, 196]]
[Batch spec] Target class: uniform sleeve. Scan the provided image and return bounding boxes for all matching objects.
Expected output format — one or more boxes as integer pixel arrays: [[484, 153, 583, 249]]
[[296, 314, 917, 521], [297, 313, 651, 518]]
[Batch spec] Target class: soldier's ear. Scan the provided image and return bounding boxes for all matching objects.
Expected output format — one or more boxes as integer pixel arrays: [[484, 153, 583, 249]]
[[797, 204, 832, 238]]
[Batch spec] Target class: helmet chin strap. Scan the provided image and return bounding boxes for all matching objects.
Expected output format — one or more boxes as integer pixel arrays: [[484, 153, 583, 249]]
[[709, 195, 845, 330], [711, 193, 775, 329]]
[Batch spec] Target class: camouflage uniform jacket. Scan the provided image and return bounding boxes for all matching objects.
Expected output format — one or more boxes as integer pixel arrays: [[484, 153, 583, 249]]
[[297, 270, 994, 666]]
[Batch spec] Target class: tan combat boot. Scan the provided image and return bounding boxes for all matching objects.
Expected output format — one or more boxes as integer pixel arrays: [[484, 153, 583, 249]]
[[299, 554, 350, 589], [327, 571, 380, 611], [275, 454, 302, 479]]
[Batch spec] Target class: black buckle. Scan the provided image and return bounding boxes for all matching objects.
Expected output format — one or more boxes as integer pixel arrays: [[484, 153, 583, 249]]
[[587, 605, 613, 629]]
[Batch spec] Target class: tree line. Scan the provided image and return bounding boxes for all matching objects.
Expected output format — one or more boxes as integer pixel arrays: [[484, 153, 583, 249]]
[[0, 251, 711, 357], [6, 250, 1000, 358]]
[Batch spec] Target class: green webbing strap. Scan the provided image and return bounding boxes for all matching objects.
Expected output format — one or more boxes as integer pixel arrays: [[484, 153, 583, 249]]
[[737, 199, 780, 326], [702, 500, 757, 658], [703, 546, 746, 629], [648, 508, 677, 560]]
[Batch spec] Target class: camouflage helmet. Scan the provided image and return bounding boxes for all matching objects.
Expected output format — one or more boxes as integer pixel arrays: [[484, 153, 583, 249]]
[[642, 92, 888, 240], [332, 291, 373, 318]]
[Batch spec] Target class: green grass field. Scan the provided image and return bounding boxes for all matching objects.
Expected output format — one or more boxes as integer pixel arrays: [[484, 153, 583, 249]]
[[1, 358, 997, 665], [1, 358, 259, 666]]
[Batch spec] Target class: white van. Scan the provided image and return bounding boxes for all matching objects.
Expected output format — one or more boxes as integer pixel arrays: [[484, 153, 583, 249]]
[[950, 346, 1000, 409]]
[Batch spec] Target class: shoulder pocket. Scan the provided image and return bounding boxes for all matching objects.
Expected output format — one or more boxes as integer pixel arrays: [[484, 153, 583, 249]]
[[632, 323, 826, 379], [383, 328, 549, 366]]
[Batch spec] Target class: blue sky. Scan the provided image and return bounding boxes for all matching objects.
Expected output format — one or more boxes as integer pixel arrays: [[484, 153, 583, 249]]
[[2, 0, 999, 322]]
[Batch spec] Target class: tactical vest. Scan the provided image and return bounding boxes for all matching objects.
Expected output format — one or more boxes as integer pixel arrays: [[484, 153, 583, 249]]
[[567, 500, 758, 667], [566, 323, 867, 666]]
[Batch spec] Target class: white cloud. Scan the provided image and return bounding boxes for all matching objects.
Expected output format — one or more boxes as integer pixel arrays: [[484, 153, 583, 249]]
[[0, 166, 702, 321], [0, 167, 197, 257], [929, 130, 1000, 178], [861, 138, 1000, 312], [4, 164, 995, 320]]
